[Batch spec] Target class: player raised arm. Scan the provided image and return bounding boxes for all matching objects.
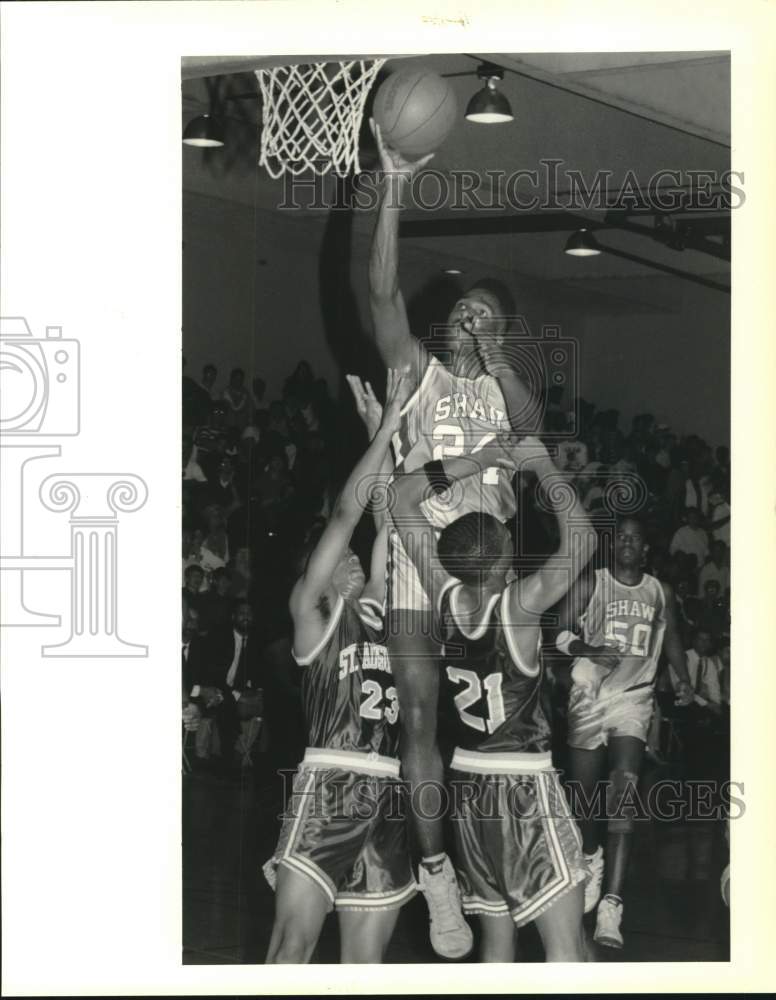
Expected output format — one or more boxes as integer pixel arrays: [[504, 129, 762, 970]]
[[505, 437, 597, 617], [368, 121, 433, 385], [291, 368, 409, 640], [345, 373, 395, 607], [471, 330, 541, 436]]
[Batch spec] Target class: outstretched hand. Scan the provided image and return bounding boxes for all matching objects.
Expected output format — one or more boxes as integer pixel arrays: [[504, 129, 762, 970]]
[[370, 119, 434, 182], [346, 374, 383, 440], [380, 366, 412, 433]]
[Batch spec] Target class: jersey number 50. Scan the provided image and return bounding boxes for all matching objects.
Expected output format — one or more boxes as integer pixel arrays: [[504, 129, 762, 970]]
[[446, 666, 505, 733], [604, 621, 652, 656]]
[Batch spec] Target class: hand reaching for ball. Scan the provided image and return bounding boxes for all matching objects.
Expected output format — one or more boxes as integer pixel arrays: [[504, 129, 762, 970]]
[[370, 119, 434, 183]]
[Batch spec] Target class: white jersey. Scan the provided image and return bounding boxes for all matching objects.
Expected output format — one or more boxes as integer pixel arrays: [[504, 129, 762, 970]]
[[386, 356, 517, 612], [391, 356, 516, 529], [573, 568, 667, 695]]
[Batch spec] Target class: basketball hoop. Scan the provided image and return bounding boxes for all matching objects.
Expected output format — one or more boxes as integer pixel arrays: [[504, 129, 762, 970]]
[[255, 59, 386, 178]]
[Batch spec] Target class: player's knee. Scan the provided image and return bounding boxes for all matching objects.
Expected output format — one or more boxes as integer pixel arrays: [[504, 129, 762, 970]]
[[400, 702, 437, 747], [269, 918, 318, 964], [606, 768, 639, 834]]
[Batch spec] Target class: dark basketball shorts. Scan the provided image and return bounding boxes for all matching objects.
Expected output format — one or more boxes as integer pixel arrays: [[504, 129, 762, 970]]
[[263, 748, 416, 912], [449, 748, 586, 927]]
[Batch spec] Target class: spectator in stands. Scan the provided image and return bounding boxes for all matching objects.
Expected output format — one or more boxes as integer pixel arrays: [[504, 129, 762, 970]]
[[182, 526, 205, 578], [699, 540, 730, 595], [200, 505, 230, 579], [182, 605, 205, 735], [283, 359, 315, 401], [205, 456, 242, 517], [670, 628, 726, 782], [251, 376, 266, 413], [200, 363, 218, 399], [222, 367, 251, 432], [268, 400, 297, 470], [672, 577, 695, 647], [195, 401, 231, 481], [687, 579, 729, 641], [665, 451, 689, 523], [190, 600, 264, 771], [229, 546, 254, 602], [670, 507, 709, 577], [183, 431, 207, 483], [200, 567, 234, 634], [256, 453, 295, 535], [719, 640, 731, 707], [708, 487, 731, 546], [715, 446, 730, 492], [183, 564, 207, 612], [293, 432, 330, 519], [672, 628, 723, 701], [685, 459, 712, 517], [556, 436, 588, 479], [654, 427, 674, 470], [183, 356, 212, 428]]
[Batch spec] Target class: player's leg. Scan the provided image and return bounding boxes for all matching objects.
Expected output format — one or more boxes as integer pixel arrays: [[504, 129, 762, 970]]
[[389, 611, 445, 857], [338, 908, 400, 963], [389, 609, 472, 959], [603, 734, 644, 897], [566, 744, 607, 854], [566, 743, 607, 914], [594, 733, 644, 949], [265, 864, 330, 963], [478, 914, 517, 962], [534, 883, 586, 962]]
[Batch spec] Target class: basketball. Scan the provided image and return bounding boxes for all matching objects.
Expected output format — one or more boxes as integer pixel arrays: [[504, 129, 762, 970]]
[[372, 68, 457, 158]]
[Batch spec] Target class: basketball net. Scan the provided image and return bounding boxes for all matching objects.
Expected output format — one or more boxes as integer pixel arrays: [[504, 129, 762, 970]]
[[255, 59, 386, 178]]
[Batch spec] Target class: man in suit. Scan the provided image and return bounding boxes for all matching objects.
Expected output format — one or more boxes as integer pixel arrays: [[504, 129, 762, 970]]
[[182, 606, 206, 754], [190, 600, 264, 770]]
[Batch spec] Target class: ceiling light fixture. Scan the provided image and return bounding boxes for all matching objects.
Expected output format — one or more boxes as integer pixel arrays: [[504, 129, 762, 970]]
[[443, 268, 463, 275], [564, 228, 602, 257], [465, 63, 514, 124], [182, 113, 225, 148]]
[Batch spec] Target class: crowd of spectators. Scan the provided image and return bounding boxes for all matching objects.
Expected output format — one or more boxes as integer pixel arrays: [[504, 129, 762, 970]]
[[181, 359, 731, 788]]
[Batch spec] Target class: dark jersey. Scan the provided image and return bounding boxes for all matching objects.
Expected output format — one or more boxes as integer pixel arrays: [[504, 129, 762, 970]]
[[438, 579, 551, 754], [294, 596, 400, 757]]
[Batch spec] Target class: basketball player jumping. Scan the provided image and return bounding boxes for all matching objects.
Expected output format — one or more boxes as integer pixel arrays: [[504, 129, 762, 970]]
[[367, 121, 539, 958], [391, 433, 596, 961], [554, 516, 693, 949], [264, 368, 416, 964]]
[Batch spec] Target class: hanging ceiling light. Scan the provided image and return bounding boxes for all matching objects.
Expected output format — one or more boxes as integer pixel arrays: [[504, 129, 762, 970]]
[[182, 114, 225, 148], [465, 63, 514, 124], [564, 228, 602, 257]]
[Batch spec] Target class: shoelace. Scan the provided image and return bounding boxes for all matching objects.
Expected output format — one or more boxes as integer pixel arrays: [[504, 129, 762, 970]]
[[425, 874, 462, 931]]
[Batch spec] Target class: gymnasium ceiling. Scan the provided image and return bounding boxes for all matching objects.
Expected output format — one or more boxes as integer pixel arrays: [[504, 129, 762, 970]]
[[181, 52, 731, 303]]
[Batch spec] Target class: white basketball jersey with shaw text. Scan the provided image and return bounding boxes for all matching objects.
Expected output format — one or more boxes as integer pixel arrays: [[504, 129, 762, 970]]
[[574, 568, 667, 695], [391, 356, 516, 528]]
